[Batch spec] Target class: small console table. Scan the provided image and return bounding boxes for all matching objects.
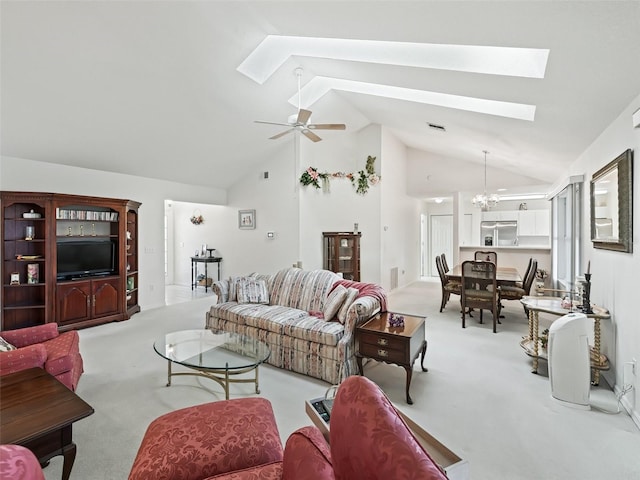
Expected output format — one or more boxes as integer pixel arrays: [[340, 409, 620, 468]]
[[190, 256, 222, 293], [519, 296, 610, 385]]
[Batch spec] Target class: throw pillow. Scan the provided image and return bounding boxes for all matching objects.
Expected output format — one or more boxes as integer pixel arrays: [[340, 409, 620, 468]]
[[228, 276, 244, 302], [0, 336, 17, 352], [237, 278, 270, 304], [337, 287, 359, 324], [323, 285, 348, 321]]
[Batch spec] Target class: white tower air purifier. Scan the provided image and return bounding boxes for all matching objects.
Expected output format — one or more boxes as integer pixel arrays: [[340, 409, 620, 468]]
[[548, 312, 591, 409]]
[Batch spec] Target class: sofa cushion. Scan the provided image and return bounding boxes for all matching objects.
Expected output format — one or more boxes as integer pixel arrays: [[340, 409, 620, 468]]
[[209, 303, 286, 326], [129, 398, 283, 480], [337, 288, 359, 324], [269, 269, 338, 312], [237, 278, 270, 304], [323, 285, 347, 321], [244, 307, 312, 334]]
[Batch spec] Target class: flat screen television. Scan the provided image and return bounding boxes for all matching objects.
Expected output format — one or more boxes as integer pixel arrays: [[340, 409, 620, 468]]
[[56, 240, 116, 280]]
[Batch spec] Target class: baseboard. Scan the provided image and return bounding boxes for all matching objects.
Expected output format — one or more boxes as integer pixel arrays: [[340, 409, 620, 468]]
[[614, 384, 640, 431]]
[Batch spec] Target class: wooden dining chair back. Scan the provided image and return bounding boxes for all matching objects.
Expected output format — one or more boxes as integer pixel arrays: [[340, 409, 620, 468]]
[[436, 255, 460, 312], [474, 250, 497, 264], [517, 257, 534, 288], [461, 260, 500, 333], [500, 259, 538, 314], [440, 253, 450, 273]]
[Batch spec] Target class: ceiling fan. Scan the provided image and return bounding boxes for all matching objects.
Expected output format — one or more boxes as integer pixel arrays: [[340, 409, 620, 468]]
[[255, 67, 346, 142]]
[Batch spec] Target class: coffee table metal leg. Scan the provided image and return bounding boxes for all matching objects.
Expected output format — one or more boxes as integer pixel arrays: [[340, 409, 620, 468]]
[[61, 442, 77, 480], [255, 366, 261, 394], [224, 366, 230, 400]]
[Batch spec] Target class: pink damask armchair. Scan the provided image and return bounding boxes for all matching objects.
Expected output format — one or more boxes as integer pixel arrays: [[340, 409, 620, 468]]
[[129, 375, 447, 480], [0, 323, 83, 391]]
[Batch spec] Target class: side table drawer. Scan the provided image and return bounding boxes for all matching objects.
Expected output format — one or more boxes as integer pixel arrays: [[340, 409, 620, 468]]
[[359, 342, 405, 364], [359, 332, 406, 351]]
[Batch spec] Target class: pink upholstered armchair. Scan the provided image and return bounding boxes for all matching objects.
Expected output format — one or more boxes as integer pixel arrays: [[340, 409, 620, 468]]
[[129, 376, 447, 480], [0, 323, 83, 391], [0, 444, 45, 480]]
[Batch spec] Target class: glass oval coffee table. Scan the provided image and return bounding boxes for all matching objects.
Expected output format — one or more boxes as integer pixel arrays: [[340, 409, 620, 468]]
[[154, 329, 270, 399]]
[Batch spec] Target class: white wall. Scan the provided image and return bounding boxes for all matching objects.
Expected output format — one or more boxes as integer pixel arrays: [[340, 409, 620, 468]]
[[565, 93, 640, 426], [381, 127, 421, 289], [1, 156, 226, 310]]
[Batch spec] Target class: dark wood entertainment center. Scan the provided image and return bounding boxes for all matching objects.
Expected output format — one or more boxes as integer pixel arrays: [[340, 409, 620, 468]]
[[1, 191, 141, 331]]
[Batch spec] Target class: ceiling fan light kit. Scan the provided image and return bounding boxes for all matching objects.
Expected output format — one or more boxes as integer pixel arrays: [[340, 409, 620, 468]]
[[255, 68, 346, 142]]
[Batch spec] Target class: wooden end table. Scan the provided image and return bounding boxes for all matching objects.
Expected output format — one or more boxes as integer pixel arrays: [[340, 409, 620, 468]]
[[356, 312, 427, 404], [0, 368, 94, 480]]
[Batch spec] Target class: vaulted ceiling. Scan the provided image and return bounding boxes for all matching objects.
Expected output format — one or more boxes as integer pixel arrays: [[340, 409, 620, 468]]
[[2, 1, 640, 198]]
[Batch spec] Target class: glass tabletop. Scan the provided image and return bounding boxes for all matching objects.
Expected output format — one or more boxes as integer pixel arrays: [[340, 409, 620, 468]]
[[154, 329, 270, 371]]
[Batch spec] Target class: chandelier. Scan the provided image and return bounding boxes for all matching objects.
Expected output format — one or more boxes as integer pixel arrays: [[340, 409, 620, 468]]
[[472, 150, 499, 209]]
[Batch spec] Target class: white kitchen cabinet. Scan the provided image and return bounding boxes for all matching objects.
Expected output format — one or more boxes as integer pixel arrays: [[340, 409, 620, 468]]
[[482, 210, 518, 222], [518, 210, 550, 236]]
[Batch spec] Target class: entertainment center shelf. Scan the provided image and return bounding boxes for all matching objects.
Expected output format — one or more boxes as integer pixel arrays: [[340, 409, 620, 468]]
[[1, 191, 141, 331]]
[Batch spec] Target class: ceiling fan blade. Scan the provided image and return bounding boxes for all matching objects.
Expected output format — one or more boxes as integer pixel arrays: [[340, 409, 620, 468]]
[[296, 109, 312, 124], [307, 123, 346, 130], [302, 129, 322, 142], [269, 129, 294, 140], [255, 120, 292, 127]]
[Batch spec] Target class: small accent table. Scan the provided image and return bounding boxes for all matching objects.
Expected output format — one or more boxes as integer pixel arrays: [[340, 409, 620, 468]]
[[356, 312, 427, 404], [519, 296, 610, 385], [0, 368, 94, 480], [191, 256, 222, 292]]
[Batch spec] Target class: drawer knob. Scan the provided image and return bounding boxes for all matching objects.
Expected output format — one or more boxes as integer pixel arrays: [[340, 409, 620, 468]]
[[377, 338, 388, 346], [377, 349, 388, 357]]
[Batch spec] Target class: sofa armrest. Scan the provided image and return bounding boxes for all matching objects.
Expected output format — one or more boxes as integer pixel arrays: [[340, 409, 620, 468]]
[[1, 323, 59, 348], [0, 344, 47, 376], [283, 426, 334, 480], [341, 296, 381, 339], [211, 279, 230, 303]]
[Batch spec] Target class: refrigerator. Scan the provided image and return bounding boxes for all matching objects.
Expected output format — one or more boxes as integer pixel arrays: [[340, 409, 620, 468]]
[[481, 221, 518, 246]]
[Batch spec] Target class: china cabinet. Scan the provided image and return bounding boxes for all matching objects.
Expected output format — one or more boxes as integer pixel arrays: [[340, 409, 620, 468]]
[[322, 232, 361, 281]]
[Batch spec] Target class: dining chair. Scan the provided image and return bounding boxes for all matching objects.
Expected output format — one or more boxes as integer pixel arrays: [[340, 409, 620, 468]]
[[436, 255, 460, 312], [499, 259, 538, 315], [461, 260, 500, 333], [474, 250, 497, 264], [515, 257, 534, 288]]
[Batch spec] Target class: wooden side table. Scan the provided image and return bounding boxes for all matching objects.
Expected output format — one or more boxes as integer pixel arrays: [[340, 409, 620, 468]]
[[356, 312, 427, 404], [0, 368, 94, 480]]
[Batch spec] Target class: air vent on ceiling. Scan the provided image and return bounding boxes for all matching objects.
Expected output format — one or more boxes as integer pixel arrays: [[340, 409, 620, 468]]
[[427, 122, 446, 132]]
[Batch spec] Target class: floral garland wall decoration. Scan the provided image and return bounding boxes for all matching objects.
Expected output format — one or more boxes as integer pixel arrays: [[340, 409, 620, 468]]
[[190, 211, 204, 225], [299, 155, 381, 195]]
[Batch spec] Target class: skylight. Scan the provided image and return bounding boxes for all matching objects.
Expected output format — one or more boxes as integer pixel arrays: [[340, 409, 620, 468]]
[[237, 35, 549, 84], [290, 76, 536, 121]]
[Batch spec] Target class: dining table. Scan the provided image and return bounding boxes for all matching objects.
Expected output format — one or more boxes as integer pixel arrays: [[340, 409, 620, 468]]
[[446, 264, 522, 287]]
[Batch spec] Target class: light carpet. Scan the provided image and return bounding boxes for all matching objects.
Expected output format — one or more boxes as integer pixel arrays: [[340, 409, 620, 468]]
[[43, 280, 640, 480]]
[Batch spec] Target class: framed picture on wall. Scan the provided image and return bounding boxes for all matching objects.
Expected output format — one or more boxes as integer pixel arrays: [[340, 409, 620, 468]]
[[238, 209, 256, 230]]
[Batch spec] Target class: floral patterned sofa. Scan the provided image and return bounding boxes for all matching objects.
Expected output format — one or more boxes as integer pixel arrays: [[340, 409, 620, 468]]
[[206, 268, 385, 385]]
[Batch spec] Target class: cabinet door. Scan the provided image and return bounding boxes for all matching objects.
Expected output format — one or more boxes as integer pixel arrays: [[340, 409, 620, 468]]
[[518, 211, 537, 236], [92, 277, 121, 318], [535, 210, 551, 236], [57, 281, 91, 325]]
